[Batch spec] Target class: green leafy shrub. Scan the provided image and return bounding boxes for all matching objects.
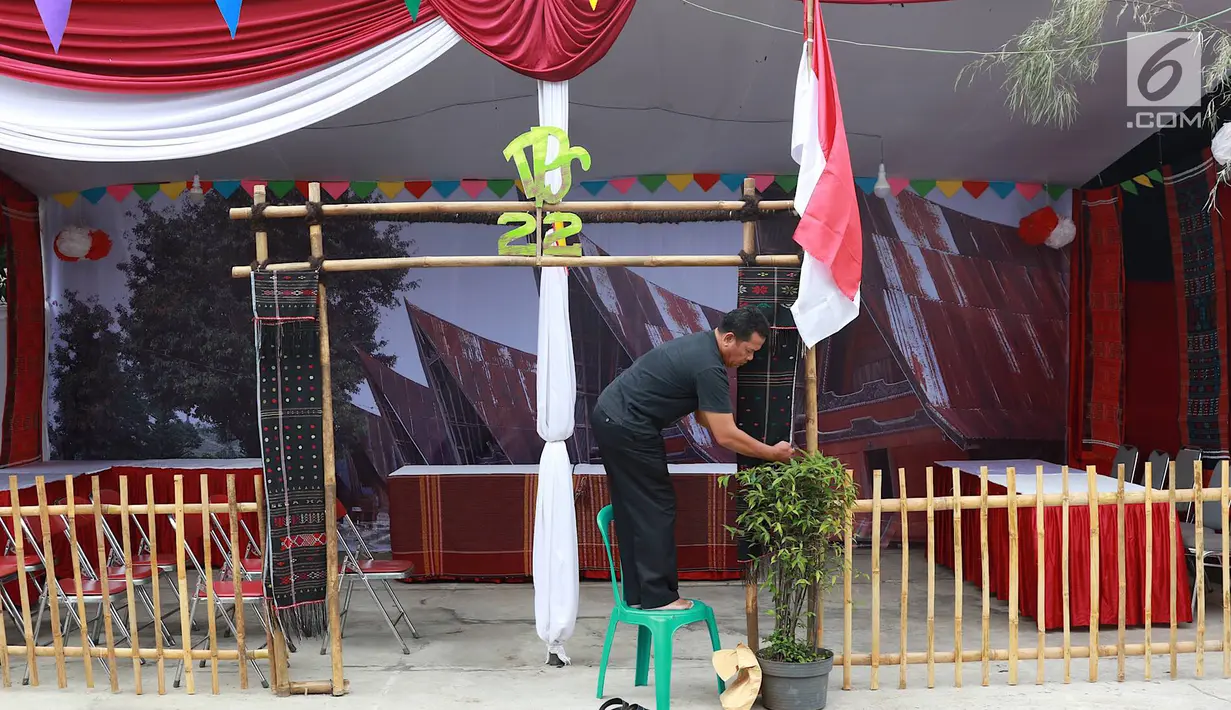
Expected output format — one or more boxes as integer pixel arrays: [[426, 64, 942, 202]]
[[720, 451, 858, 663]]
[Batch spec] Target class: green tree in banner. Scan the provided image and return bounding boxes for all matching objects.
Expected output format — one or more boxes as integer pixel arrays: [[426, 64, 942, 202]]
[[50, 292, 202, 459], [118, 191, 415, 457]]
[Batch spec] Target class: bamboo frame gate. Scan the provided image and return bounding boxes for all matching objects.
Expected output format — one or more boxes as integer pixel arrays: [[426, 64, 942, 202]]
[[226, 179, 805, 695]]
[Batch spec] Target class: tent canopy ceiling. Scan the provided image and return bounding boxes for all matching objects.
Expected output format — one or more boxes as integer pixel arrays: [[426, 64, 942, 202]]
[[0, 0, 1220, 195]]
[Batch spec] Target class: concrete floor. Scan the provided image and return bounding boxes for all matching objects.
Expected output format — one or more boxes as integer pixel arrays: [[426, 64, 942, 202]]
[[4, 546, 1231, 709]]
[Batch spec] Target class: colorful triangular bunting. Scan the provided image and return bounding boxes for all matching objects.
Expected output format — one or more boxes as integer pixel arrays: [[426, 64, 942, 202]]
[[377, 181, 404, 199], [1132, 174, 1153, 187], [161, 181, 187, 200], [693, 174, 721, 192], [719, 174, 744, 192], [888, 178, 910, 196], [240, 180, 261, 196], [52, 192, 76, 208], [963, 181, 990, 199], [405, 181, 432, 199], [1121, 180, 1139, 195], [854, 177, 876, 195], [351, 181, 377, 199], [321, 181, 350, 199], [910, 179, 937, 197], [1016, 182, 1043, 201], [80, 187, 106, 204], [212, 180, 240, 198], [935, 180, 962, 198], [1146, 169, 1163, 183], [433, 180, 459, 198], [1045, 184, 1068, 201], [107, 184, 134, 202], [580, 180, 606, 197], [35, 0, 73, 53], [487, 179, 515, 198], [751, 174, 775, 192], [775, 174, 798, 193], [404, 0, 421, 21], [294, 181, 310, 198], [638, 174, 667, 192], [665, 174, 693, 192], [268, 180, 296, 198], [134, 184, 161, 201], [609, 177, 636, 194], [989, 181, 1016, 199], [215, 0, 242, 38], [461, 180, 487, 198]]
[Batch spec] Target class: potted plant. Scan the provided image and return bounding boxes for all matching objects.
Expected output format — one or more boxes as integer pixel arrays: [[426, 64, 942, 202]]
[[720, 451, 858, 710]]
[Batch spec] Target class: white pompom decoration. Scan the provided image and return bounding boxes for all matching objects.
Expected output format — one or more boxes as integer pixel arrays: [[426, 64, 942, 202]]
[[1044, 216, 1076, 250], [54, 226, 93, 261], [1214, 123, 1231, 167]]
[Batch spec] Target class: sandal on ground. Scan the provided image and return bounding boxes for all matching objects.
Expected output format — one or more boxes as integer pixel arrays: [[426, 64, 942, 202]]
[[600, 699, 647, 710]]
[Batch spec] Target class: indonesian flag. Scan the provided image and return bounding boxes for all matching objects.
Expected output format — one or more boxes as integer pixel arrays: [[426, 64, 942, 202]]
[[789, 5, 862, 347]]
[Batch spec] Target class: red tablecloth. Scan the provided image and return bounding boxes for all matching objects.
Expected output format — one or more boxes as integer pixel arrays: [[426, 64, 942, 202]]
[[934, 472, 1193, 629]]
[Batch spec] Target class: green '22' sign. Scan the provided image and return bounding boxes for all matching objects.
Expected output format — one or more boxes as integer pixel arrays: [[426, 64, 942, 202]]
[[498, 127, 591, 257]]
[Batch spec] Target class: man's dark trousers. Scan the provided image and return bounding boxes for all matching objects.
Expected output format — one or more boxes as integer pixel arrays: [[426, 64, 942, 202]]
[[592, 409, 679, 609]]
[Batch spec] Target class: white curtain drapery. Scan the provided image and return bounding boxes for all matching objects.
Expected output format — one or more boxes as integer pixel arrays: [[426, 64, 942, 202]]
[[531, 79, 580, 665], [0, 18, 461, 162]]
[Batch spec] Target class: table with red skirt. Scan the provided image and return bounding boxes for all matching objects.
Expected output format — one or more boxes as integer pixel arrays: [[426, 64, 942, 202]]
[[933, 459, 1192, 629]]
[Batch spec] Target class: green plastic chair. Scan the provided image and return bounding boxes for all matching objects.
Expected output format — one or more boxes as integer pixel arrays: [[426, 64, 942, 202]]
[[595, 505, 726, 710]]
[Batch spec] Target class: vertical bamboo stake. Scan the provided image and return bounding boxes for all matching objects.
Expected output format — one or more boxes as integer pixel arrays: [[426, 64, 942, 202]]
[[1194, 466, 1205, 679], [228, 475, 249, 689], [1223, 460, 1230, 679], [1116, 465, 1126, 682], [1006, 467, 1019, 686], [1087, 466, 1099, 682], [806, 344, 820, 648], [200, 478, 219, 694], [34, 479, 66, 687], [741, 177, 757, 257], [63, 477, 93, 689], [92, 478, 119, 692], [174, 476, 195, 694], [842, 469, 853, 691], [119, 478, 143, 694], [871, 468, 882, 690], [898, 467, 909, 690], [309, 182, 347, 695], [979, 466, 990, 687], [257, 478, 289, 696], [1168, 460, 1178, 679], [744, 579, 759, 652], [8, 476, 36, 687], [146, 475, 166, 694], [1036, 465, 1045, 685], [1144, 462, 1154, 680], [1062, 467, 1072, 683], [951, 467, 963, 688], [253, 184, 269, 264], [925, 466, 935, 688]]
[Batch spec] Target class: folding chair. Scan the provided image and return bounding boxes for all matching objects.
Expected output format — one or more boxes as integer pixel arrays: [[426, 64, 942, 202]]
[[321, 501, 418, 655], [0, 517, 45, 627], [1173, 448, 1203, 522], [1147, 450, 1171, 490], [1112, 444, 1139, 486], [168, 509, 271, 689], [207, 493, 263, 581], [1180, 462, 1230, 614]]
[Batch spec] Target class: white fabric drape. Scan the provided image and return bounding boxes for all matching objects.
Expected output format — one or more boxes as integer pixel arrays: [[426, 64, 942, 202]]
[[532, 79, 580, 665], [0, 18, 461, 162]]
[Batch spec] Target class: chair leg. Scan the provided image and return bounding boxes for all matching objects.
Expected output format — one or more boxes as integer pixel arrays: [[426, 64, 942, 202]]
[[705, 610, 726, 694], [634, 625, 651, 687], [382, 579, 419, 639], [174, 593, 202, 688], [596, 614, 618, 698], [357, 572, 411, 654], [320, 577, 352, 656], [23, 588, 50, 685], [653, 629, 674, 710]]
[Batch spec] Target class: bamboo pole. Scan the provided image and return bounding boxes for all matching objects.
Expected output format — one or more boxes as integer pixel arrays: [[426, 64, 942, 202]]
[[1169, 461, 1178, 680], [229, 198, 796, 221], [1195, 468, 1206, 679], [120, 478, 143, 694], [1087, 466, 1099, 682], [1062, 467, 1072, 683], [1223, 460, 1230, 679], [926, 466, 935, 688], [805, 345, 820, 647], [827, 638, 1231, 666], [257, 479, 290, 697], [951, 467, 963, 688], [842, 468, 854, 691], [1116, 465, 1127, 682], [898, 468, 909, 690], [871, 468, 882, 690], [231, 252, 803, 277], [1144, 463, 1153, 680], [1006, 467, 1019, 686], [0, 646, 269, 662], [9, 475, 37, 686], [228, 475, 249, 689], [253, 184, 269, 263], [33, 479, 66, 687], [309, 182, 348, 697], [146, 475, 166, 694], [744, 577, 759, 653], [93, 478, 119, 692], [0, 501, 260, 517], [1036, 465, 1046, 685], [174, 477, 195, 694], [741, 178, 757, 257], [979, 466, 990, 687], [200, 478, 219, 694]]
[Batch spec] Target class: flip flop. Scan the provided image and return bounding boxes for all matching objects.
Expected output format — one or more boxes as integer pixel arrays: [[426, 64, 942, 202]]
[[600, 699, 647, 710]]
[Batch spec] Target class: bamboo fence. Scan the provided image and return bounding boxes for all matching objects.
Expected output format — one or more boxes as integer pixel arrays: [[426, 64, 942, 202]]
[[0, 474, 269, 695], [803, 460, 1231, 691]]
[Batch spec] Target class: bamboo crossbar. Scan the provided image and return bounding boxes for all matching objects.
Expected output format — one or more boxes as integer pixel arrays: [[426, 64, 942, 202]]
[[228, 198, 795, 221], [832, 640, 1230, 666], [0, 502, 260, 517], [1, 647, 270, 661], [848, 486, 1226, 514]]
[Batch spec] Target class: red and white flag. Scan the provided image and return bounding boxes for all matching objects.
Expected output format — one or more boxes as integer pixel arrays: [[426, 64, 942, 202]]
[[789, 5, 862, 347]]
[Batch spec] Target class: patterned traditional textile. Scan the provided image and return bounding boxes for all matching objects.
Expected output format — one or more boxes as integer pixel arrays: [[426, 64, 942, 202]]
[[1068, 188, 1126, 471], [0, 174, 44, 465], [734, 267, 801, 561], [385, 469, 740, 580], [252, 270, 328, 638], [1165, 154, 1230, 456]]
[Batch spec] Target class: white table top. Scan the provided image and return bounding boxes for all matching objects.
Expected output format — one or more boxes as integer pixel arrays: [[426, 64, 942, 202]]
[[936, 459, 1145, 494]]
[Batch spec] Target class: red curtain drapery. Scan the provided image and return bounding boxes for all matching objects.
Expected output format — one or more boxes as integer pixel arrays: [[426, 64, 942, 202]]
[[428, 0, 636, 82], [0, 173, 44, 466], [0, 0, 437, 93]]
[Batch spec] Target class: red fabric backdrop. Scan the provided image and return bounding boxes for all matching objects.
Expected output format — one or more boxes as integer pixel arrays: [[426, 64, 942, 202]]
[[0, 173, 44, 466]]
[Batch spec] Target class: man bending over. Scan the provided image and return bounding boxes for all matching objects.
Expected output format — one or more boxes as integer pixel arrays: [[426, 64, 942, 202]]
[[592, 305, 794, 611]]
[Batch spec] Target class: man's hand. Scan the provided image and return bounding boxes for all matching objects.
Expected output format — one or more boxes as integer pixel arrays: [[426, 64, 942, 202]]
[[769, 441, 794, 462]]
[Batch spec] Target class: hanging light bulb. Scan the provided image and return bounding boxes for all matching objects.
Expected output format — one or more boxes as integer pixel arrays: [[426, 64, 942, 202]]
[[188, 174, 205, 204], [873, 163, 891, 199]]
